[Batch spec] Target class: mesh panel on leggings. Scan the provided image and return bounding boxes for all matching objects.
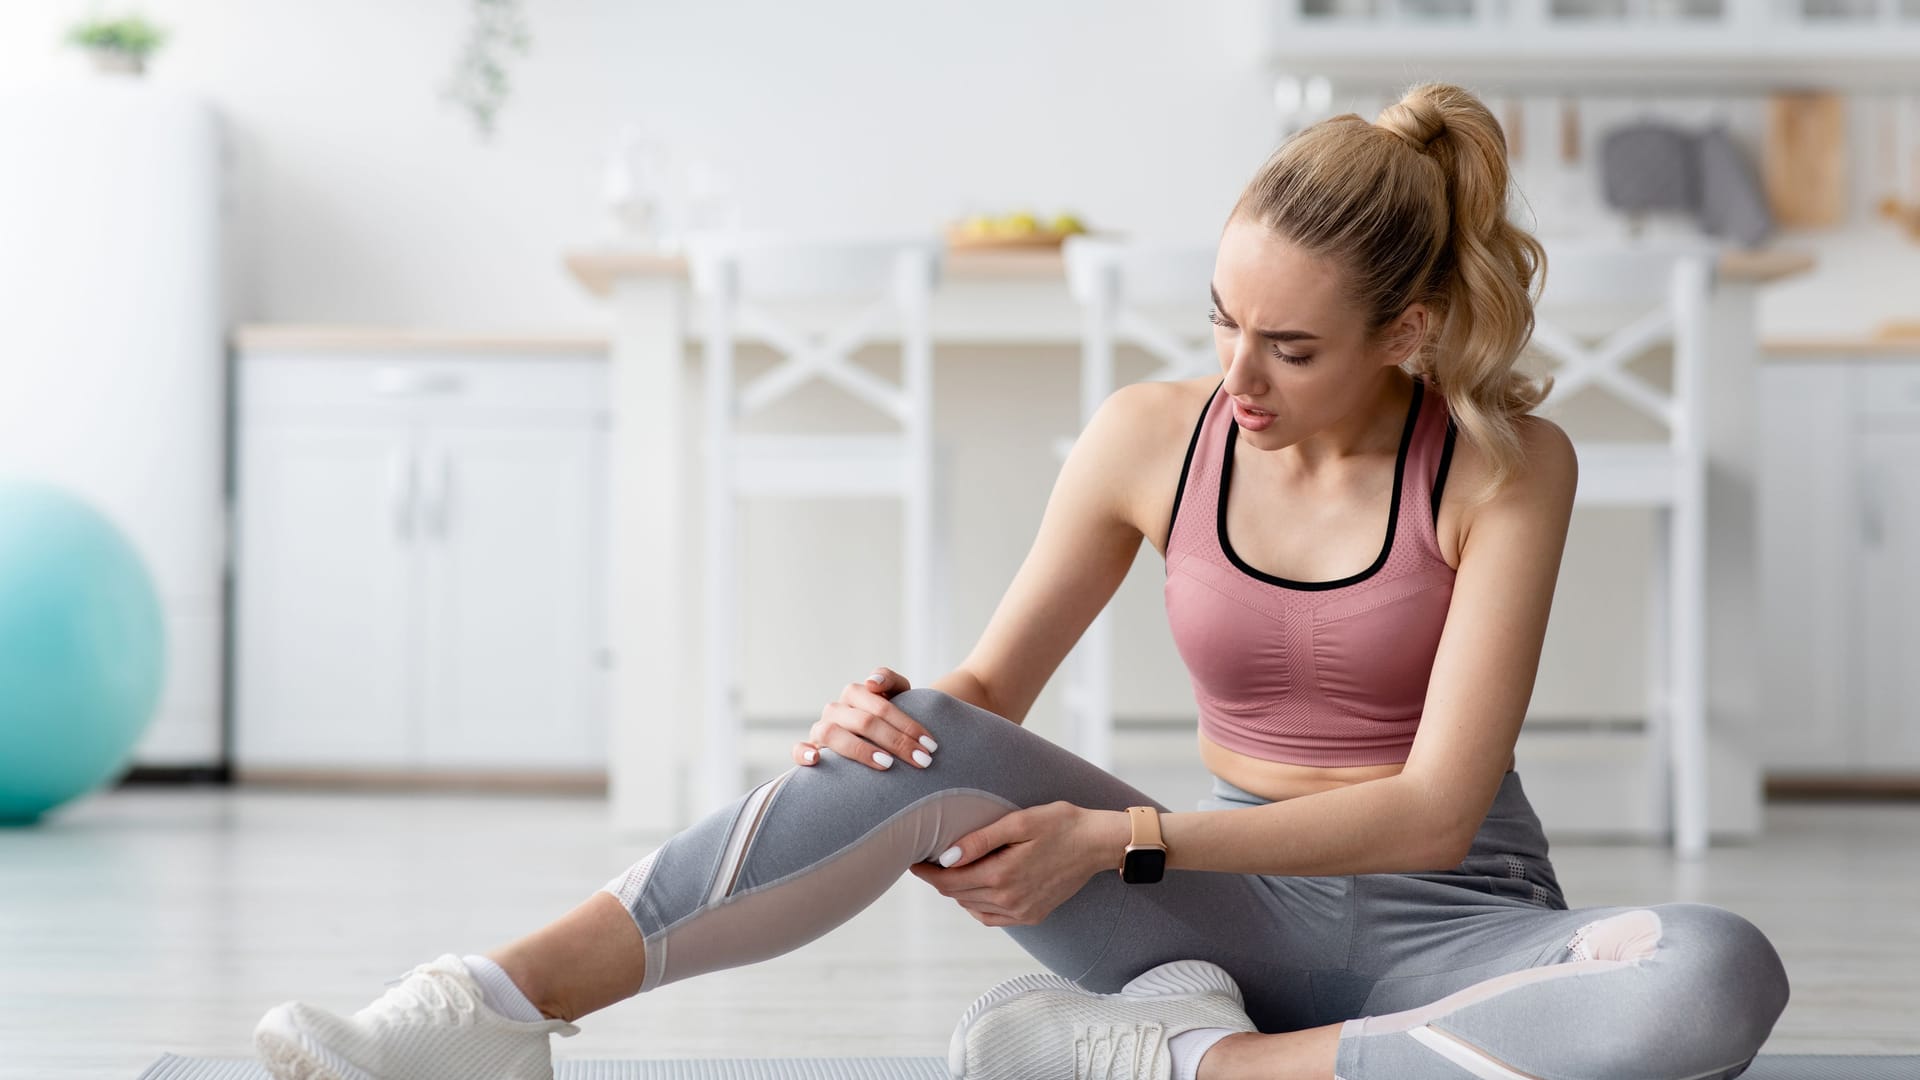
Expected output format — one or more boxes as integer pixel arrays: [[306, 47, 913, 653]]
[[1566, 916, 1604, 962], [603, 849, 661, 911]]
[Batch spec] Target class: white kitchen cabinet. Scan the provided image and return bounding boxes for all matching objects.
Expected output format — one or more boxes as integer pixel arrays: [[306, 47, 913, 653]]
[[1757, 358, 1920, 775], [417, 424, 608, 769], [1855, 425, 1920, 770], [1267, 0, 1920, 88], [233, 344, 609, 775], [232, 423, 418, 767]]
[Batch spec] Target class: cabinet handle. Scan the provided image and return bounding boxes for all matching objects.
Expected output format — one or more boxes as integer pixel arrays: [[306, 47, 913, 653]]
[[422, 449, 453, 539], [373, 367, 467, 397], [387, 450, 417, 541]]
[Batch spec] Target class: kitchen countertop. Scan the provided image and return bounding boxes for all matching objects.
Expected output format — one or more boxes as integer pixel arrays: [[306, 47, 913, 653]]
[[234, 323, 1920, 358], [560, 244, 1816, 299], [230, 324, 610, 352], [1763, 329, 1920, 358], [236, 246, 1829, 355]]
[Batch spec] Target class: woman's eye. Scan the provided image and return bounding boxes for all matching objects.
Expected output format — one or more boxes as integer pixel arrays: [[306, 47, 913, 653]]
[[1212, 308, 1310, 365]]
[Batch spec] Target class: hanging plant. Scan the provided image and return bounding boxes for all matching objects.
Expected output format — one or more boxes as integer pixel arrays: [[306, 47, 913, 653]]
[[442, 0, 531, 140], [64, 12, 168, 76]]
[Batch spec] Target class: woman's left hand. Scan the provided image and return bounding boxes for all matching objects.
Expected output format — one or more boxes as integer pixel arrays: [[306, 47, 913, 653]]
[[907, 801, 1120, 927]]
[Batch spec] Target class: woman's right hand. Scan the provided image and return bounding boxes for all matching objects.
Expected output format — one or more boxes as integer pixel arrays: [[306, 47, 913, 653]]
[[792, 667, 939, 771]]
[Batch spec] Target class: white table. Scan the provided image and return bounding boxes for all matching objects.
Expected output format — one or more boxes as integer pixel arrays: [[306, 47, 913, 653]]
[[565, 244, 1812, 844]]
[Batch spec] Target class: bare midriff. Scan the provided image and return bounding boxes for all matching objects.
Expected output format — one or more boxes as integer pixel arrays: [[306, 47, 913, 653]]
[[1198, 730, 1515, 802]]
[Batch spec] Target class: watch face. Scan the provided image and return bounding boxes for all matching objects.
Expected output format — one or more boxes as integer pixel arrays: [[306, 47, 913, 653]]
[[1121, 847, 1166, 884]]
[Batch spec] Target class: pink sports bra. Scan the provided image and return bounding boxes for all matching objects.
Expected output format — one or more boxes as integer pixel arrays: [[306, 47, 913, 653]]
[[1162, 374, 1459, 767]]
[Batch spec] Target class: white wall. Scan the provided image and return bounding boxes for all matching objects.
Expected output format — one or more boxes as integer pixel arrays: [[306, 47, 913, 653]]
[[2, 0, 1277, 329], [6, 1, 1916, 749]]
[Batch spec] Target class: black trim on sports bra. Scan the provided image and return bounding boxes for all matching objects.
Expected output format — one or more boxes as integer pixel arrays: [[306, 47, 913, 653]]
[[1216, 377, 1424, 592], [1431, 414, 1458, 530], [1164, 379, 1225, 556]]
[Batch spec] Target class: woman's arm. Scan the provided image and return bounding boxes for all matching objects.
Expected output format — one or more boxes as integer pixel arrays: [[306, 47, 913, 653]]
[[1077, 414, 1581, 878], [925, 379, 1201, 726]]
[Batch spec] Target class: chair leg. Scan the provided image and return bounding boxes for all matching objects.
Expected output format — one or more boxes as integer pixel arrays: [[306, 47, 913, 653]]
[[927, 443, 954, 677], [1647, 505, 1674, 845], [1672, 484, 1710, 860], [903, 466, 935, 683], [1071, 608, 1115, 771], [702, 483, 742, 820]]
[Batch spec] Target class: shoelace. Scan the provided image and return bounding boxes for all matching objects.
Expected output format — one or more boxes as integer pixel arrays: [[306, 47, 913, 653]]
[[1073, 1020, 1167, 1080], [361, 962, 482, 1028]]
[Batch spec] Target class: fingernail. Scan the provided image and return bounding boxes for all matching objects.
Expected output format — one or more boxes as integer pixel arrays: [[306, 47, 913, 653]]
[[867, 671, 886, 684], [872, 751, 894, 768], [912, 749, 932, 767], [919, 735, 938, 752], [938, 845, 962, 867], [802, 748, 816, 762]]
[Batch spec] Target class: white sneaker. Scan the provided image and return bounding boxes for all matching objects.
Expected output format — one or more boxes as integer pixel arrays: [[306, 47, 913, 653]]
[[252, 953, 581, 1080], [948, 958, 1258, 1080]]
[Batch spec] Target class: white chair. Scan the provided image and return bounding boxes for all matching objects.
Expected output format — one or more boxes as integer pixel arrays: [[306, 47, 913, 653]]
[[686, 233, 948, 816], [1528, 244, 1716, 859], [1057, 236, 1222, 771]]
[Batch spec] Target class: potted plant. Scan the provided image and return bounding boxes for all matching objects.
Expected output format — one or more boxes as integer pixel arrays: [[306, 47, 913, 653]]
[[443, 0, 531, 140], [65, 13, 168, 76]]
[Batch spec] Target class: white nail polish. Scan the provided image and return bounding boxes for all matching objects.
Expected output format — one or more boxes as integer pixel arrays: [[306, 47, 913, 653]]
[[802, 748, 816, 762], [938, 845, 962, 867], [872, 751, 894, 768], [867, 671, 886, 684], [912, 749, 932, 767], [919, 735, 938, 752]]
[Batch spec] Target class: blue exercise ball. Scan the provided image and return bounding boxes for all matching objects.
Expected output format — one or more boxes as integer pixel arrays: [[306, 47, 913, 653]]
[[0, 482, 165, 826]]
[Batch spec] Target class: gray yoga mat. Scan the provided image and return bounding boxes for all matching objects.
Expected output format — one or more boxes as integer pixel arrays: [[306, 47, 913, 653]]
[[135, 1052, 1920, 1079]]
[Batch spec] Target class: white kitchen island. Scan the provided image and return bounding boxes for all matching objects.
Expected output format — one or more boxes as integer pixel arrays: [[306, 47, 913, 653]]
[[564, 244, 1813, 844]]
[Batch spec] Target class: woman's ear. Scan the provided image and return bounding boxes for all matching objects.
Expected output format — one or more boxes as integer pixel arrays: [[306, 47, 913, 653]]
[[1378, 303, 1431, 366]]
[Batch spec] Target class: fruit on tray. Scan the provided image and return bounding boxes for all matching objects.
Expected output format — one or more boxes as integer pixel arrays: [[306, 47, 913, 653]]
[[954, 209, 1089, 241]]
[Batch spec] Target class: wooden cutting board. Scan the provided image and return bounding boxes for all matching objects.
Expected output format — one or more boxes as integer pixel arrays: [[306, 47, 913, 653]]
[[1765, 91, 1849, 228]]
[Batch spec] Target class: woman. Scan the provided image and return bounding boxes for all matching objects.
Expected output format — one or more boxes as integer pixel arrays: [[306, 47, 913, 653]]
[[254, 82, 1791, 1080]]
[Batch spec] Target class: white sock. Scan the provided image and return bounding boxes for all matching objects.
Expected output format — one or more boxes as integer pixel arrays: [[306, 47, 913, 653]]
[[460, 954, 547, 1022], [1168, 1026, 1237, 1080]]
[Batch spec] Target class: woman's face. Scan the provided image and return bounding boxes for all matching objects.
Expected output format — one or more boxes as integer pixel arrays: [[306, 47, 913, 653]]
[[1209, 217, 1417, 451]]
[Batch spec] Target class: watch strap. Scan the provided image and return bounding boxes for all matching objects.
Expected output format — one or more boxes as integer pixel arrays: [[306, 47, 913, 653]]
[[1120, 805, 1167, 876], [1127, 805, 1165, 849]]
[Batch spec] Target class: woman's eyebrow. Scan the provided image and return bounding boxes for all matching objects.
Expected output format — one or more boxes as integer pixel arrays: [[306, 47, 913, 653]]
[[1210, 283, 1323, 342]]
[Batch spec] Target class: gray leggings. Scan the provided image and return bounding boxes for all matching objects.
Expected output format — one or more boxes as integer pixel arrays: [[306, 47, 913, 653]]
[[600, 688, 1791, 1079]]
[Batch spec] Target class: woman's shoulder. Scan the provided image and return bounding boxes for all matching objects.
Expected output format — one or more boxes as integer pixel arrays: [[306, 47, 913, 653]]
[[1105, 373, 1220, 429], [1442, 406, 1578, 556], [1087, 375, 1222, 549], [1099, 374, 1221, 469]]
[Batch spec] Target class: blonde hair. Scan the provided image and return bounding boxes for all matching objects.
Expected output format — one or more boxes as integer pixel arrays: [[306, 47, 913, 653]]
[[1229, 81, 1552, 507]]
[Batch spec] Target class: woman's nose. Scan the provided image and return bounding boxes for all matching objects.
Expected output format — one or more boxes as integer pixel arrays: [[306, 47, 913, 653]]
[[1220, 341, 1265, 396]]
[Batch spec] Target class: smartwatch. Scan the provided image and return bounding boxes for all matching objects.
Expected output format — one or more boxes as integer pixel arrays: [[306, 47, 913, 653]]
[[1119, 805, 1168, 884]]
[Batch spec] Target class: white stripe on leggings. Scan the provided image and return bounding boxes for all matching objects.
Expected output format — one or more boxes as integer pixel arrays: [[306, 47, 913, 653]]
[[1408, 1025, 1541, 1080], [706, 771, 793, 906]]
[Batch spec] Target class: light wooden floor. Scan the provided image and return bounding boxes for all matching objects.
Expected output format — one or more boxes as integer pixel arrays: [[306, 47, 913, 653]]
[[2, 759, 1916, 1080]]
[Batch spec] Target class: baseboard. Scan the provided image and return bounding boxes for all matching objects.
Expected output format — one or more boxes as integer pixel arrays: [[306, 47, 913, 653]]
[[117, 764, 233, 786], [1766, 774, 1920, 800], [230, 767, 608, 795]]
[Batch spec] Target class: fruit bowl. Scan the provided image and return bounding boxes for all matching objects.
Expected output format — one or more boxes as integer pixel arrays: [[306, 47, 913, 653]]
[[945, 227, 1080, 250], [945, 211, 1090, 251]]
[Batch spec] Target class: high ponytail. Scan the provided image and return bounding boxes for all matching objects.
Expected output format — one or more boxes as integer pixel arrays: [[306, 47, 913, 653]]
[[1231, 81, 1553, 508]]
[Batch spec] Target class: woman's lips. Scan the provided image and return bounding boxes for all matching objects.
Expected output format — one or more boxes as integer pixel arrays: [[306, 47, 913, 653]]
[[1232, 399, 1275, 430]]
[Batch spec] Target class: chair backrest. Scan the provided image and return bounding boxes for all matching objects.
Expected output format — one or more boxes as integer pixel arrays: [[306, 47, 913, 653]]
[[1526, 243, 1717, 455], [1062, 235, 1221, 425], [685, 231, 944, 431]]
